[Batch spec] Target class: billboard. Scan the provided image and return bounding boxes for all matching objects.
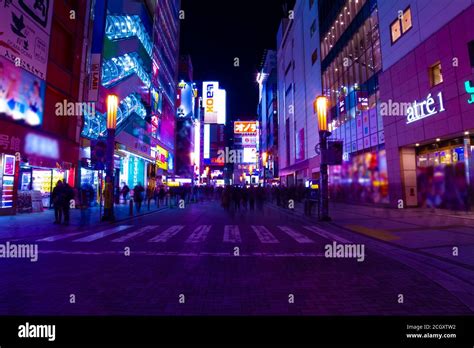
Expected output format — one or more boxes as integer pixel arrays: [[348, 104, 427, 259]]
[[156, 145, 169, 170], [242, 147, 257, 164], [177, 81, 195, 118], [203, 124, 210, 159], [203, 81, 225, 124], [0, 0, 55, 80], [0, 56, 45, 126], [242, 135, 257, 147], [234, 121, 257, 134]]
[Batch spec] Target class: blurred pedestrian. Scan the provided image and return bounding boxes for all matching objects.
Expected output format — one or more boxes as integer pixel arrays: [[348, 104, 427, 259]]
[[134, 183, 145, 212], [62, 182, 74, 225], [52, 180, 64, 224]]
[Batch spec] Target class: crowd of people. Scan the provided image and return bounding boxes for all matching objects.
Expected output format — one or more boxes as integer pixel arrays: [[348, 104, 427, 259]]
[[51, 178, 320, 225]]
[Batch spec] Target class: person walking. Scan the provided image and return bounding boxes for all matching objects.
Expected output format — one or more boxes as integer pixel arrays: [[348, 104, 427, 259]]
[[133, 183, 145, 213], [62, 182, 75, 225], [52, 180, 64, 224], [121, 183, 130, 204]]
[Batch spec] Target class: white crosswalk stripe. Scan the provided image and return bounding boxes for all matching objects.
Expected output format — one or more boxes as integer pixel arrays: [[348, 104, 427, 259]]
[[112, 225, 159, 242], [223, 225, 241, 243], [186, 225, 211, 243], [73, 225, 133, 242], [37, 232, 84, 242], [251, 225, 279, 243], [148, 225, 184, 242], [303, 225, 352, 244], [277, 226, 314, 243]]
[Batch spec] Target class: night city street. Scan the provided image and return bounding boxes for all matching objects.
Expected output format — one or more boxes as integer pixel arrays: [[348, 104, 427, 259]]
[[1, 0, 474, 345], [1, 197, 473, 316]]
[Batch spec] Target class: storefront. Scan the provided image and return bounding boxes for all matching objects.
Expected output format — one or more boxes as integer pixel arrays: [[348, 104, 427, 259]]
[[329, 149, 389, 204], [0, 120, 79, 215], [379, 6, 474, 209], [415, 137, 473, 210]]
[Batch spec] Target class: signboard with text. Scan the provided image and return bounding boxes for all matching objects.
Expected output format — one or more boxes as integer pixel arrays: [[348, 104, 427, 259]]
[[0, 0, 55, 80]]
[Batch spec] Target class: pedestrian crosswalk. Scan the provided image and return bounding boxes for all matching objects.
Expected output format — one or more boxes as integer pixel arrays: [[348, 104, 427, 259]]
[[32, 224, 353, 245]]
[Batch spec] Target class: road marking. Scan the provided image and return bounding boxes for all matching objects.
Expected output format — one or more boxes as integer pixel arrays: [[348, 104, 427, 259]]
[[303, 225, 352, 244], [37, 232, 84, 242], [73, 225, 132, 242], [112, 225, 159, 242], [251, 225, 279, 243], [148, 225, 185, 242], [224, 225, 241, 243], [277, 226, 314, 244], [186, 225, 211, 243], [343, 224, 399, 241], [39, 250, 325, 257]]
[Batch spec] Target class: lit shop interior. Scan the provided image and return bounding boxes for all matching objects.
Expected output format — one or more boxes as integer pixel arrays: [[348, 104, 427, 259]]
[[413, 134, 474, 210], [16, 160, 75, 213]]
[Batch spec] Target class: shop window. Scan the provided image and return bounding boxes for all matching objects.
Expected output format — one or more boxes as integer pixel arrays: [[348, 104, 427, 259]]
[[390, 7, 412, 44], [311, 49, 318, 65], [310, 19, 317, 37], [429, 61, 443, 87]]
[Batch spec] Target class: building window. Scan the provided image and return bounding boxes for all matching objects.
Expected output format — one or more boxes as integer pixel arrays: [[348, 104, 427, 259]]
[[311, 49, 318, 65], [390, 7, 412, 44], [429, 61, 443, 87], [468, 40, 474, 67], [309, 0, 314, 9], [310, 19, 317, 37]]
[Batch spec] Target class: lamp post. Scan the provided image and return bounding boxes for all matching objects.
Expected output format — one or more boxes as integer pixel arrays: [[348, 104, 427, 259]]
[[103, 94, 118, 221], [262, 151, 268, 187], [315, 96, 331, 221]]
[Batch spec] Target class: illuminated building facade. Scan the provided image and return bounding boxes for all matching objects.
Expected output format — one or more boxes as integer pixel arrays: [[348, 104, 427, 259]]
[[79, 0, 181, 196], [377, 0, 474, 209], [0, 0, 88, 215]]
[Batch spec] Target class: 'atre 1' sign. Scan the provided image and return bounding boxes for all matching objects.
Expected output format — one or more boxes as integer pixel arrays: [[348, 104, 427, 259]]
[[406, 92, 445, 124]]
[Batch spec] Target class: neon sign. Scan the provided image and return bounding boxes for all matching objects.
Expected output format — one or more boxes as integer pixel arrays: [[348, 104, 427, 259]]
[[465, 81, 474, 104], [406, 92, 445, 124]]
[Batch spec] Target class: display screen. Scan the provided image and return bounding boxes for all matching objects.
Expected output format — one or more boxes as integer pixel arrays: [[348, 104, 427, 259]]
[[0, 57, 45, 126]]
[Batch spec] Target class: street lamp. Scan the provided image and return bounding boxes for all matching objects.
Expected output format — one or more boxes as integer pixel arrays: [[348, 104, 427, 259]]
[[103, 94, 118, 221], [315, 96, 331, 221], [262, 151, 268, 187]]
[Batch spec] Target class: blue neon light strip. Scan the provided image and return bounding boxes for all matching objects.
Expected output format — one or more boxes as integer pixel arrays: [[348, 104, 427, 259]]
[[105, 15, 153, 58], [81, 93, 147, 139], [102, 52, 151, 88]]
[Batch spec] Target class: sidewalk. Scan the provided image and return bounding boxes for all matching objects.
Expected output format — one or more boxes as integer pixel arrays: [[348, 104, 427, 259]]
[[270, 200, 474, 268], [0, 200, 168, 240]]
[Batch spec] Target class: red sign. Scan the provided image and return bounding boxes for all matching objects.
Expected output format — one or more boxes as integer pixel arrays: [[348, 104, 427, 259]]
[[234, 121, 257, 134]]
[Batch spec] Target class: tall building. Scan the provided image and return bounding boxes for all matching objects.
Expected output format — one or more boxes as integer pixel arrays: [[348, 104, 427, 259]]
[[319, 0, 385, 205], [257, 50, 279, 184], [201, 81, 226, 186], [276, 0, 322, 187], [0, 0, 89, 215], [377, 0, 474, 209], [80, 0, 181, 198], [176, 55, 199, 180]]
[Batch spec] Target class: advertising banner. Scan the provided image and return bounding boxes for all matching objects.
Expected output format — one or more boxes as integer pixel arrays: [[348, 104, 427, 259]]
[[234, 121, 257, 134], [203, 81, 219, 123], [156, 145, 169, 170], [0, 56, 45, 126], [0, 0, 55, 80], [242, 135, 257, 147]]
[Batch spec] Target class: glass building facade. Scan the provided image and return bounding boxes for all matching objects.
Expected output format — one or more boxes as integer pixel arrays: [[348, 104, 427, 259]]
[[319, 0, 388, 204]]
